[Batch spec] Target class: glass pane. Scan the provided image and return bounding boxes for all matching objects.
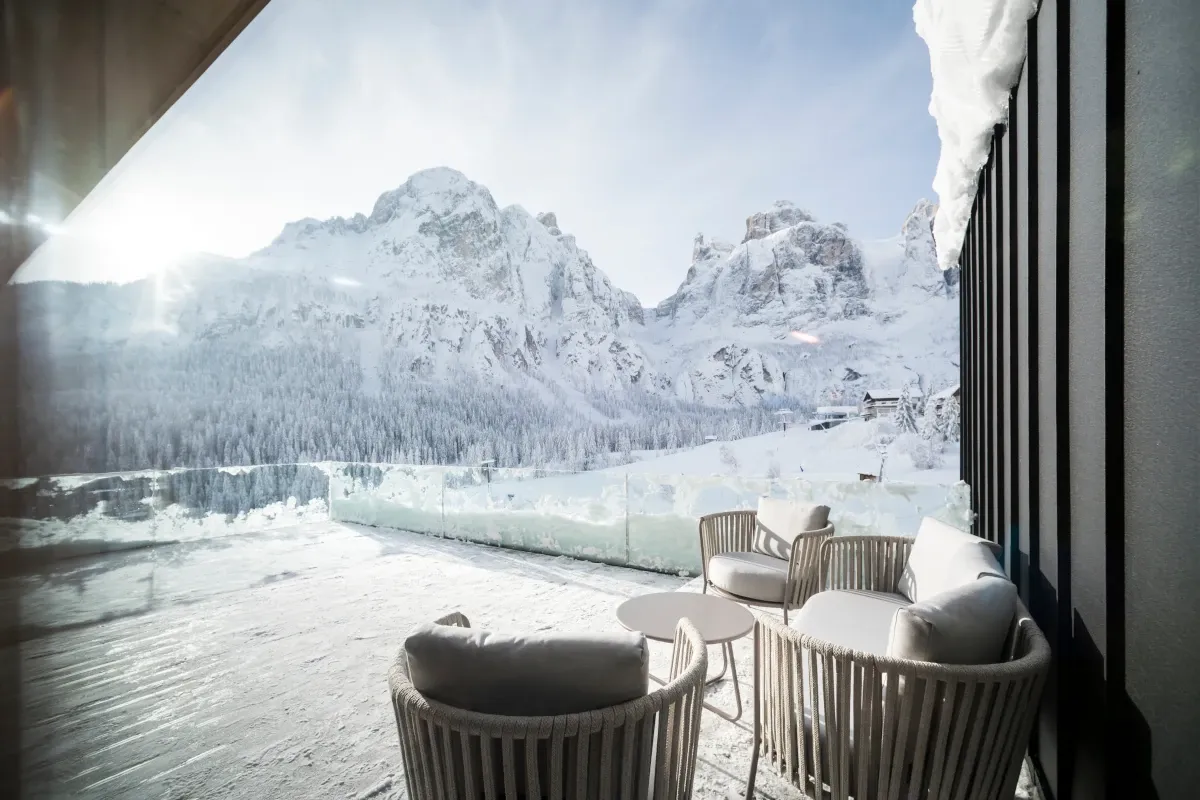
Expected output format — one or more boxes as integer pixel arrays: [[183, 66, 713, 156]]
[[154, 463, 331, 542], [441, 467, 628, 564], [329, 463, 445, 536], [626, 473, 774, 574]]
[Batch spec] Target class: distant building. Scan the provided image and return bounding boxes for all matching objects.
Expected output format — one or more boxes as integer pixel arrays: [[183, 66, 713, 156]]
[[814, 405, 859, 420], [930, 383, 961, 412], [809, 405, 859, 431], [860, 389, 902, 420]]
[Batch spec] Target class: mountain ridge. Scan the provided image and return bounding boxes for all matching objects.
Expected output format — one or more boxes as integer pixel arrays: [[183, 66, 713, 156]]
[[12, 167, 958, 412]]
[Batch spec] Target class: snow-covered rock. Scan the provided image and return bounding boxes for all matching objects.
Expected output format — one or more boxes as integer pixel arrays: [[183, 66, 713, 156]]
[[742, 201, 816, 242], [536, 211, 562, 236], [648, 198, 958, 408]]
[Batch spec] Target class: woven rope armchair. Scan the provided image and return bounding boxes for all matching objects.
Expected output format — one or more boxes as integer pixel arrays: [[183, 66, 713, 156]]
[[389, 612, 708, 800], [745, 535, 1052, 800], [699, 509, 834, 624]]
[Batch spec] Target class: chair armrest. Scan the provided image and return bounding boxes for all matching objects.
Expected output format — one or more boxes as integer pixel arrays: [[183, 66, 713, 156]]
[[818, 535, 914, 593], [784, 524, 836, 607], [698, 510, 757, 576], [668, 618, 707, 683]]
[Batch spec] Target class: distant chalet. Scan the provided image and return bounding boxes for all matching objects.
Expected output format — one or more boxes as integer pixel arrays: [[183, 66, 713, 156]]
[[930, 383, 962, 412], [860, 389, 902, 420]]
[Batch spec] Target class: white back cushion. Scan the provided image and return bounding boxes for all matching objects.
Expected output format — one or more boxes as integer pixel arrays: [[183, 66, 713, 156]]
[[753, 497, 831, 559], [897, 517, 1005, 602], [888, 576, 1018, 664]]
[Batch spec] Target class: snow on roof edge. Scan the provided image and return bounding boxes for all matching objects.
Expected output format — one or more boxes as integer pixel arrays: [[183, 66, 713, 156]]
[[913, 0, 1040, 271]]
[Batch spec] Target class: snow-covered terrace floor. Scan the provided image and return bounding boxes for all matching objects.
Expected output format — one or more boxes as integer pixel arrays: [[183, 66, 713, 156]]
[[11, 521, 1039, 799]]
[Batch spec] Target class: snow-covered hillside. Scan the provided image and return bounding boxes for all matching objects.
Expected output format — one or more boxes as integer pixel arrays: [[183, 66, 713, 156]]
[[608, 418, 961, 486]]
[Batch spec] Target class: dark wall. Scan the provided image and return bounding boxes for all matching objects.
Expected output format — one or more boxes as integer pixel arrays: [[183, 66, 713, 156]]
[[1122, 0, 1200, 795], [959, 1, 1200, 798]]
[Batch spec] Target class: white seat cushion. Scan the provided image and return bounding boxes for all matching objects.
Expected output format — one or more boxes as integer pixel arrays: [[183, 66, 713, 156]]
[[790, 589, 910, 656], [897, 517, 1007, 602], [404, 623, 648, 716], [753, 497, 831, 559], [888, 576, 1018, 664], [708, 551, 789, 602]]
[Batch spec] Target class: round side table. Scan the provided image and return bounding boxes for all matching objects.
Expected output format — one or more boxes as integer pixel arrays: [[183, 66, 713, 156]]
[[617, 591, 754, 721]]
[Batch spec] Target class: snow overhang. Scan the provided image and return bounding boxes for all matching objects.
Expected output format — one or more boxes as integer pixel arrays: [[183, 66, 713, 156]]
[[914, 0, 1040, 271]]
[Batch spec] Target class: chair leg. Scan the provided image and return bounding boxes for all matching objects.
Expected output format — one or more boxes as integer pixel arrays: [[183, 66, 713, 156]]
[[782, 604, 788, 626], [745, 627, 761, 800], [746, 743, 760, 800]]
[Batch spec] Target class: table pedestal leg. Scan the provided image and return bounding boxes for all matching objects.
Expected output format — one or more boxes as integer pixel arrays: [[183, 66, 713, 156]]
[[705, 640, 728, 684]]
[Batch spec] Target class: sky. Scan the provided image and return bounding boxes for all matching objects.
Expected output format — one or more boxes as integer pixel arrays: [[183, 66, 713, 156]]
[[13, 0, 939, 305]]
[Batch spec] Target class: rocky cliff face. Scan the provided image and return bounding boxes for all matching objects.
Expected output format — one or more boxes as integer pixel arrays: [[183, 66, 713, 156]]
[[657, 203, 869, 328], [648, 198, 958, 407]]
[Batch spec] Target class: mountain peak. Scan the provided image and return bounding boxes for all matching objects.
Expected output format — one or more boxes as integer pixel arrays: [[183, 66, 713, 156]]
[[369, 167, 496, 226], [742, 201, 815, 242], [404, 166, 474, 194]]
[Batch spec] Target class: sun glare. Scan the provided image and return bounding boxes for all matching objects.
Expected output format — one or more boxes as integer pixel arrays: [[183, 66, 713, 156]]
[[67, 201, 196, 281]]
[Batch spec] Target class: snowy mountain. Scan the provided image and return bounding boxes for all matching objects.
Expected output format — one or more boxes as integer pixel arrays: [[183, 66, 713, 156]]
[[19, 168, 672, 399], [16, 168, 956, 413], [9, 167, 960, 475], [646, 197, 959, 407]]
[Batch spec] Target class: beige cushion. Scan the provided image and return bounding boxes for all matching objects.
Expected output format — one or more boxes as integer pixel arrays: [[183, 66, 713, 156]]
[[752, 497, 831, 559], [888, 576, 1017, 664], [789, 589, 909, 656], [404, 623, 648, 716], [708, 551, 788, 602], [897, 517, 1006, 602]]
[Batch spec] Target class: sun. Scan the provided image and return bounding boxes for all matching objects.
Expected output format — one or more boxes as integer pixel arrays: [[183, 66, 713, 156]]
[[66, 195, 197, 281]]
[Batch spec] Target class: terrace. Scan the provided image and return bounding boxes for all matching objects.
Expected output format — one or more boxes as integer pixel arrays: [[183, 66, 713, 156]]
[[4, 465, 1040, 799]]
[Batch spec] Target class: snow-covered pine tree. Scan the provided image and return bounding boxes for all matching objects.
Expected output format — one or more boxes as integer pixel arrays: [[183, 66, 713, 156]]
[[896, 382, 920, 434], [919, 396, 944, 442], [618, 430, 632, 462], [941, 395, 962, 442]]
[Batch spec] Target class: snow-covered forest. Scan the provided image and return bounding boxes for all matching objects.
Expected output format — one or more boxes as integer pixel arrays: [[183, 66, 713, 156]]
[[16, 342, 784, 477]]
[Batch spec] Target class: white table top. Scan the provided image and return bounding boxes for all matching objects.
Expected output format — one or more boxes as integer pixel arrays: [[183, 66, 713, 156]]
[[616, 591, 755, 644]]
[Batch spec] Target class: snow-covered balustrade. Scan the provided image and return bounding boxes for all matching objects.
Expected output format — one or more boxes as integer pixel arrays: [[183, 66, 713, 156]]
[[329, 464, 972, 575], [0, 463, 333, 555], [0, 463, 971, 576]]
